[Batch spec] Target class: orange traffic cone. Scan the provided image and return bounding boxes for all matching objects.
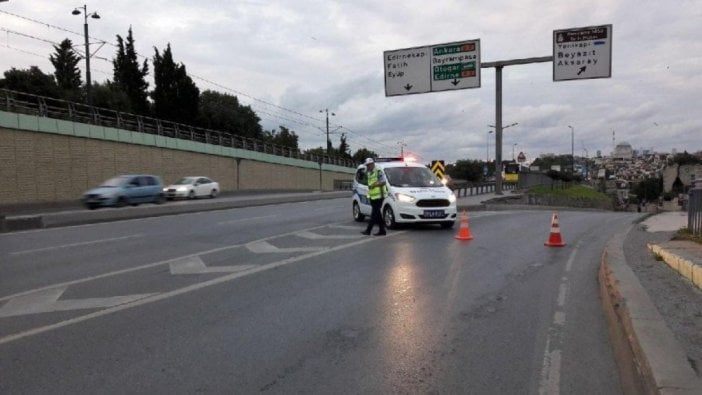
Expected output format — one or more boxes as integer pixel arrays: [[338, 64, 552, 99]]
[[454, 210, 474, 240], [544, 212, 566, 247]]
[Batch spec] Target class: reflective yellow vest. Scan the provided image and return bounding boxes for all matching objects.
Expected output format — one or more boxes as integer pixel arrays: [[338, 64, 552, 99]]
[[367, 169, 387, 200]]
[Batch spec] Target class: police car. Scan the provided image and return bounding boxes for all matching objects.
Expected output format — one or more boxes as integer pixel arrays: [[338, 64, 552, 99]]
[[352, 157, 457, 229]]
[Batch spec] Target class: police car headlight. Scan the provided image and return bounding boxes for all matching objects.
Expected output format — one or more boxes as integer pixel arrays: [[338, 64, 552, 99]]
[[448, 193, 457, 203], [395, 193, 416, 203]]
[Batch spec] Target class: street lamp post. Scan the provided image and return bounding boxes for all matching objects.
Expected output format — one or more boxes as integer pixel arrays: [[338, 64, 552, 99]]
[[568, 125, 574, 174], [319, 108, 335, 155], [72, 4, 100, 105]]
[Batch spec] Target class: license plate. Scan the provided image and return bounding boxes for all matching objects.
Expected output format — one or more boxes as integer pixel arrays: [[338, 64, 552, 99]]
[[423, 210, 444, 218]]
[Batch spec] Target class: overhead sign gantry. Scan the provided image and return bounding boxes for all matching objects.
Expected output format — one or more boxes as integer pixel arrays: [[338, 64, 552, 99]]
[[384, 25, 612, 194]]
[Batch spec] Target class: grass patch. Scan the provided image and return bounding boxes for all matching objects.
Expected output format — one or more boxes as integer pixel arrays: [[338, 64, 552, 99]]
[[673, 228, 702, 245], [528, 184, 610, 201]]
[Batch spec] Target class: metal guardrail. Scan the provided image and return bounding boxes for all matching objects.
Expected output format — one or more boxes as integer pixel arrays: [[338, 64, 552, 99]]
[[451, 181, 516, 197], [689, 188, 702, 236], [0, 88, 356, 168]]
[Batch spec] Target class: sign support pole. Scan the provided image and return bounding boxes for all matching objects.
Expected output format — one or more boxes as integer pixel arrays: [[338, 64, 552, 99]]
[[481, 56, 552, 194]]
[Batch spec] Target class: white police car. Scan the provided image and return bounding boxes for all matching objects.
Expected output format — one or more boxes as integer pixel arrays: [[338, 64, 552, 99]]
[[352, 157, 457, 229]]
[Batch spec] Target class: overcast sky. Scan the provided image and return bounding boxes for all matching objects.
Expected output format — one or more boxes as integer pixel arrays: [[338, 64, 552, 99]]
[[1, 0, 700, 164]]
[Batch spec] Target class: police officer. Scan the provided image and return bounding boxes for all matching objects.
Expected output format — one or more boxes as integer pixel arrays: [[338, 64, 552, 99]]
[[361, 157, 387, 236]]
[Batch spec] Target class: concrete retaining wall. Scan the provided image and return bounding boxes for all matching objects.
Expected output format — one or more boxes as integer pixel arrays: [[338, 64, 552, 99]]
[[0, 111, 354, 207]]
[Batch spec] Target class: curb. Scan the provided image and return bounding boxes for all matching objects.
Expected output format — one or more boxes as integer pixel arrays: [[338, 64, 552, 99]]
[[599, 231, 702, 394], [648, 243, 702, 291]]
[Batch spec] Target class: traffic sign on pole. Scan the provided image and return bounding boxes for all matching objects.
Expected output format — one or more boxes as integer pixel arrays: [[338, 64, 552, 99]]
[[384, 39, 481, 96], [553, 24, 612, 81]]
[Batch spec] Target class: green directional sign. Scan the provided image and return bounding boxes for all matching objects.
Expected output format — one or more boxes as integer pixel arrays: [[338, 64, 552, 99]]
[[433, 62, 477, 81], [384, 39, 480, 96]]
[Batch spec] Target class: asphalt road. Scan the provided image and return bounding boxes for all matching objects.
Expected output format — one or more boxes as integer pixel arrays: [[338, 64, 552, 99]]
[[0, 198, 641, 393]]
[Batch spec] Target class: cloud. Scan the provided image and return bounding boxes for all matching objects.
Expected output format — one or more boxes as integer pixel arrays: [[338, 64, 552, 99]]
[[1, 0, 700, 163]]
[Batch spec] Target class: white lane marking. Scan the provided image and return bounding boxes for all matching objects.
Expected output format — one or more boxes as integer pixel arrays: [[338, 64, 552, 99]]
[[246, 240, 325, 253], [295, 230, 364, 240], [0, 230, 404, 345], [556, 283, 568, 307], [216, 215, 276, 225], [539, 346, 562, 395], [168, 256, 257, 275], [0, 286, 156, 318], [553, 311, 566, 326], [538, 242, 581, 395], [564, 242, 580, 272], [0, 223, 349, 303], [9, 234, 144, 256]]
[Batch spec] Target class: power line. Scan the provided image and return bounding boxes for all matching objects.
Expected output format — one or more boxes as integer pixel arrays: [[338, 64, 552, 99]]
[[0, 11, 390, 154]]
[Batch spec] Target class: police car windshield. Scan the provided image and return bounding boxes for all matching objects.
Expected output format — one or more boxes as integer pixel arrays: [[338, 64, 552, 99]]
[[384, 167, 442, 187]]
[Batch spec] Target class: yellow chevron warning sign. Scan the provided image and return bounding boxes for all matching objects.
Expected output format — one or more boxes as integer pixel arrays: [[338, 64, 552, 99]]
[[431, 160, 445, 179]]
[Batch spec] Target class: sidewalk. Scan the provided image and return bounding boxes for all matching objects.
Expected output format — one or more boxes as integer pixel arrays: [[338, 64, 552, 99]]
[[601, 211, 702, 393], [643, 211, 702, 291]]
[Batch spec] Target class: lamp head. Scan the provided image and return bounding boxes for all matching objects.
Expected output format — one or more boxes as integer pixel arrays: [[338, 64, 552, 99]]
[[91, 12, 100, 19], [72, 8, 81, 15]]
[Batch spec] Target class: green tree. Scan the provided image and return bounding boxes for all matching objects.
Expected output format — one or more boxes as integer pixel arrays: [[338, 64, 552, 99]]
[[0, 66, 60, 98], [264, 126, 299, 150], [447, 159, 484, 182], [634, 177, 663, 202], [49, 38, 82, 101], [531, 155, 571, 172], [113, 27, 150, 114], [337, 133, 352, 159], [91, 81, 133, 112], [197, 90, 263, 139], [351, 148, 378, 164], [152, 44, 200, 124]]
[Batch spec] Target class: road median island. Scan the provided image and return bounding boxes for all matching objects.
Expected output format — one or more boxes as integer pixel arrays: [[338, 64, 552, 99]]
[[599, 232, 702, 394], [2, 191, 350, 232]]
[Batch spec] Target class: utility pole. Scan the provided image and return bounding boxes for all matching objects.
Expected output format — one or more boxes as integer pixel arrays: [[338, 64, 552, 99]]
[[319, 109, 341, 156]]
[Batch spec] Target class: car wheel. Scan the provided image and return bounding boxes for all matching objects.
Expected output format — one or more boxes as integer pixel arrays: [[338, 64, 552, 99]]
[[115, 197, 128, 208], [86, 203, 98, 210], [353, 202, 365, 222], [440, 221, 455, 229], [210, 189, 218, 199], [188, 190, 195, 199], [154, 194, 165, 205], [383, 205, 397, 229]]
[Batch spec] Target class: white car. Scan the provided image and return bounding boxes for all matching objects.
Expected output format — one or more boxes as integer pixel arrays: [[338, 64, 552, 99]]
[[352, 157, 457, 229], [163, 176, 219, 200]]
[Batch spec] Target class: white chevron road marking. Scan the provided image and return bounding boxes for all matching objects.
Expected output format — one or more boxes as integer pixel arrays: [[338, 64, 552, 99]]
[[294, 230, 364, 240], [0, 286, 156, 318], [246, 240, 326, 253], [169, 256, 257, 275]]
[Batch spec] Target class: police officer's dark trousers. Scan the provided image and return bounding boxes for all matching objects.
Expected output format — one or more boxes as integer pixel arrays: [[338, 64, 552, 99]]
[[365, 198, 386, 235]]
